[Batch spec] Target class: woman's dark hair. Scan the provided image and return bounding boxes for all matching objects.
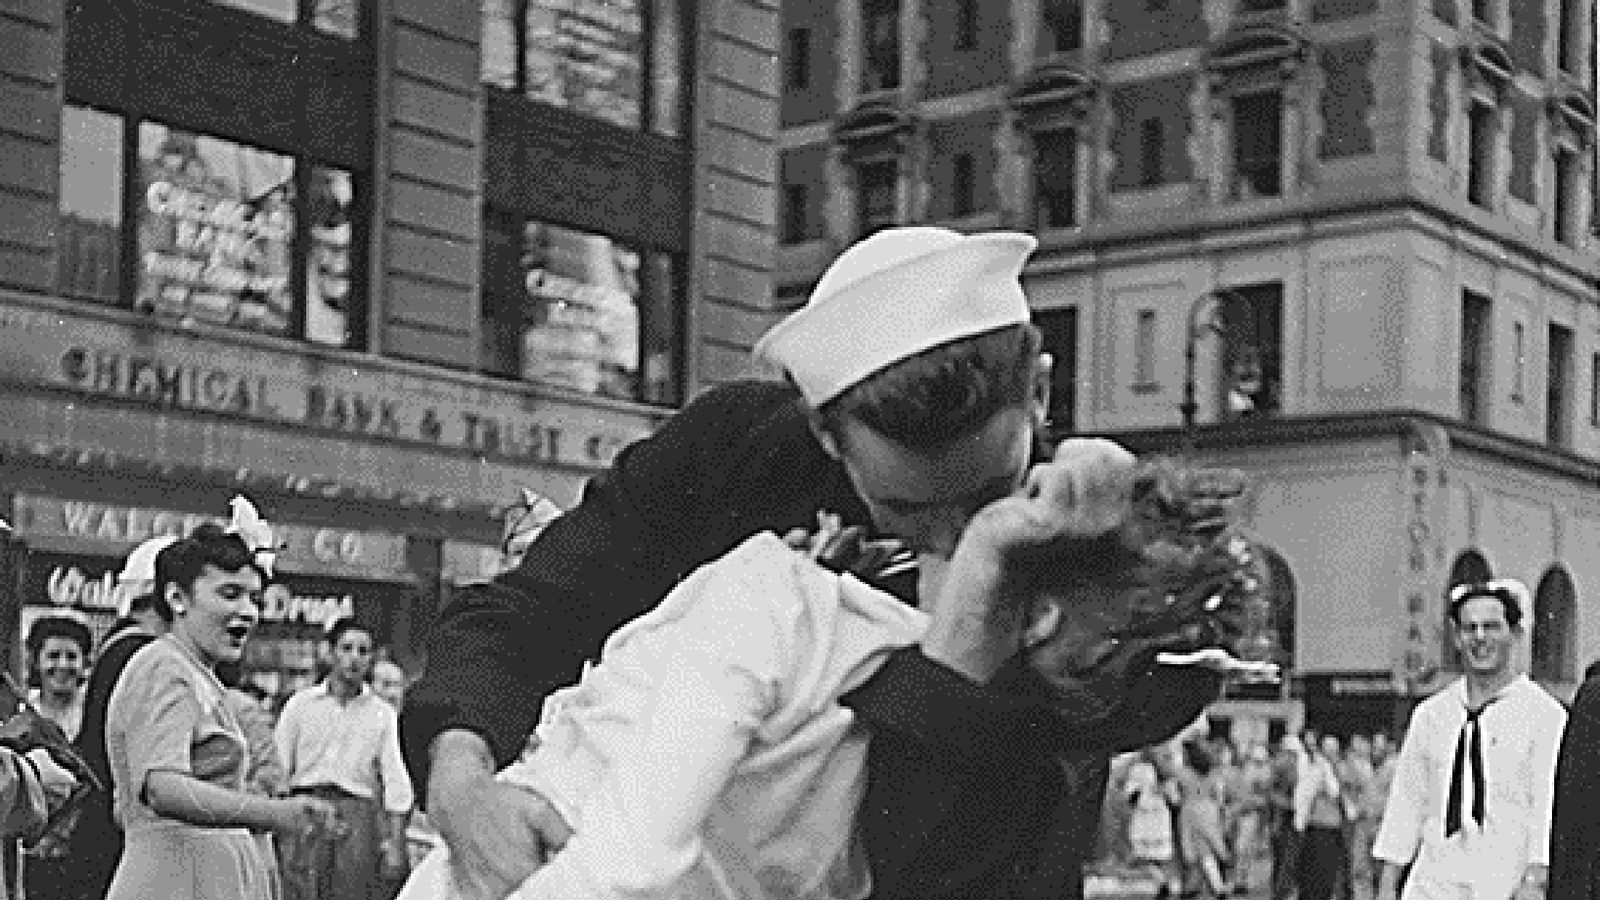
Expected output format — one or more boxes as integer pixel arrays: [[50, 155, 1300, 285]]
[[154, 522, 266, 597], [812, 323, 1042, 449], [1182, 741, 1214, 777], [26, 615, 92, 663]]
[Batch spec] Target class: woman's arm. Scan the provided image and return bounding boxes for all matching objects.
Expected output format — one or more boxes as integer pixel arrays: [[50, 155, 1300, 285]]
[[144, 769, 293, 831]]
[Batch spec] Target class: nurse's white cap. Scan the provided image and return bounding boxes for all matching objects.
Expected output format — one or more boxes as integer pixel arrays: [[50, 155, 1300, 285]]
[[754, 227, 1038, 407]]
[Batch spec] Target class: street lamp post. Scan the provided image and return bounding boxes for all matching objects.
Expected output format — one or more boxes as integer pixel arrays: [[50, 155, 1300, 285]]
[[1181, 290, 1231, 451]]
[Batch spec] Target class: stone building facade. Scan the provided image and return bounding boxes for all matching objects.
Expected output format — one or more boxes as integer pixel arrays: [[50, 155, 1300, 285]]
[[778, 0, 1600, 737]]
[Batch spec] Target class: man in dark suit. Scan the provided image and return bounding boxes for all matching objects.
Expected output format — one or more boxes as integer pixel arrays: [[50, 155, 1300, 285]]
[[1550, 659, 1600, 900], [402, 227, 1230, 900]]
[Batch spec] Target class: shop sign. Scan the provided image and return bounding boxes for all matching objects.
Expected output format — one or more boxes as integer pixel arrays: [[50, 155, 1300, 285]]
[[0, 305, 651, 470], [11, 495, 409, 577], [1303, 671, 1402, 697], [27, 551, 354, 625]]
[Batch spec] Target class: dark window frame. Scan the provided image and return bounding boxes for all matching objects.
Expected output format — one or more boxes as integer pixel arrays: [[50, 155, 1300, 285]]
[[1036, 306, 1078, 431], [786, 27, 813, 91], [855, 159, 899, 237], [1554, 146, 1581, 246], [954, 0, 979, 51], [951, 152, 977, 217], [1548, 323, 1575, 447], [1590, 351, 1600, 427], [62, 0, 376, 350], [1217, 282, 1285, 419], [861, 0, 902, 92], [480, 0, 691, 137], [1043, 0, 1083, 53], [1467, 101, 1498, 208], [1231, 90, 1284, 199], [1138, 118, 1165, 187], [1460, 290, 1492, 425], [479, 208, 687, 407], [781, 182, 811, 243], [1558, 0, 1580, 73], [1033, 127, 1080, 230]]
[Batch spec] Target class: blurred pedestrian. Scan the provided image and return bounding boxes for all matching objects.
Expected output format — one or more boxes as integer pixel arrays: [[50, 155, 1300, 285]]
[[1128, 748, 1176, 869], [1374, 580, 1565, 900], [1180, 741, 1235, 899], [20, 614, 92, 900], [1341, 735, 1380, 900], [276, 618, 413, 900], [1270, 734, 1305, 900], [1296, 734, 1347, 900], [371, 659, 406, 711]]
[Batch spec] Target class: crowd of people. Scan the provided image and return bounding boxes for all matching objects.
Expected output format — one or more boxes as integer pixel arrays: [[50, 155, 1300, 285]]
[[12, 503, 421, 900], [1098, 727, 1399, 900]]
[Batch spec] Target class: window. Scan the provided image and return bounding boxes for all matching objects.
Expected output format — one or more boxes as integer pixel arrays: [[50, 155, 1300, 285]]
[[1036, 306, 1078, 431], [1554, 148, 1581, 246], [57, 106, 363, 348], [1591, 352, 1600, 426], [1460, 291, 1492, 424], [1238, 0, 1288, 10], [1512, 321, 1527, 402], [1532, 567, 1577, 682], [1139, 118, 1165, 187], [1233, 92, 1283, 198], [1034, 129, 1079, 229], [786, 28, 812, 90], [1043, 0, 1083, 53], [1134, 309, 1158, 386], [480, 0, 688, 137], [1471, 0, 1492, 25], [952, 153, 977, 217], [955, 0, 978, 50], [856, 161, 899, 237], [480, 212, 684, 406], [862, 0, 902, 92], [781, 184, 810, 244], [1468, 101, 1497, 208], [1559, 0, 1580, 73], [1218, 283, 1284, 418], [1548, 324, 1574, 446], [210, 0, 362, 37]]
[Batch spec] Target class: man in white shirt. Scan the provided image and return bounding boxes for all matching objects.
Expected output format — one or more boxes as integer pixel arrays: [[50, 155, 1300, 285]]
[[276, 618, 415, 900], [1373, 580, 1567, 900]]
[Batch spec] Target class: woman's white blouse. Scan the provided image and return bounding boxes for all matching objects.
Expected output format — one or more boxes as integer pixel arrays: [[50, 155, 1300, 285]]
[[502, 532, 928, 899]]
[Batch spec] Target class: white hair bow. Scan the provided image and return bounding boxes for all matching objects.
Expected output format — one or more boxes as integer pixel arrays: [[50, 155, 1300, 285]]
[[226, 495, 282, 576]]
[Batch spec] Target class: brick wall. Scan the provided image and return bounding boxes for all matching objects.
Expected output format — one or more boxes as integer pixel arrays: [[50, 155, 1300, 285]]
[[380, 0, 483, 368], [0, 0, 62, 295], [694, 0, 783, 390]]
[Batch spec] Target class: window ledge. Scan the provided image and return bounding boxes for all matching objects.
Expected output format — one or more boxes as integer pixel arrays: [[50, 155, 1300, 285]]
[[1131, 381, 1163, 395]]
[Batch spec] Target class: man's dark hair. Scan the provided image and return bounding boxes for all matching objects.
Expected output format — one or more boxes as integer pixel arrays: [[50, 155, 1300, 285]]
[[154, 522, 265, 597], [26, 615, 92, 663], [1447, 583, 1525, 630], [812, 323, 1042, 448], [325, 616, 375, 648], [125, 590, 174, 624]]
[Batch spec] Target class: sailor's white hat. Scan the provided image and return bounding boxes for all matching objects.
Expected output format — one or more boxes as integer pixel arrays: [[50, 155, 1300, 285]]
[[754, 227, 1038, 407]]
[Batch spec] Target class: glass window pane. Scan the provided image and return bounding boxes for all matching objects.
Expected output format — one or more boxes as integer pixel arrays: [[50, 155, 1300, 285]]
[[58, 106, 124, 304], [306, 166, 354, 347], [639, 252, 681, 406], [211, 0, 297, 25], [526, 0, 645, 130], [136, 122, 296, 336], [516, 221, 642, 401], [483, 0, 520, 88], [650, 0, 684, 137], [312, 0, 359, 38]]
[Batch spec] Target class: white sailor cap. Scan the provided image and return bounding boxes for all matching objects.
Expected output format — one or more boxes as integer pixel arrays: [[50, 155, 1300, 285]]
[[754, 227, 1038, 408]]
